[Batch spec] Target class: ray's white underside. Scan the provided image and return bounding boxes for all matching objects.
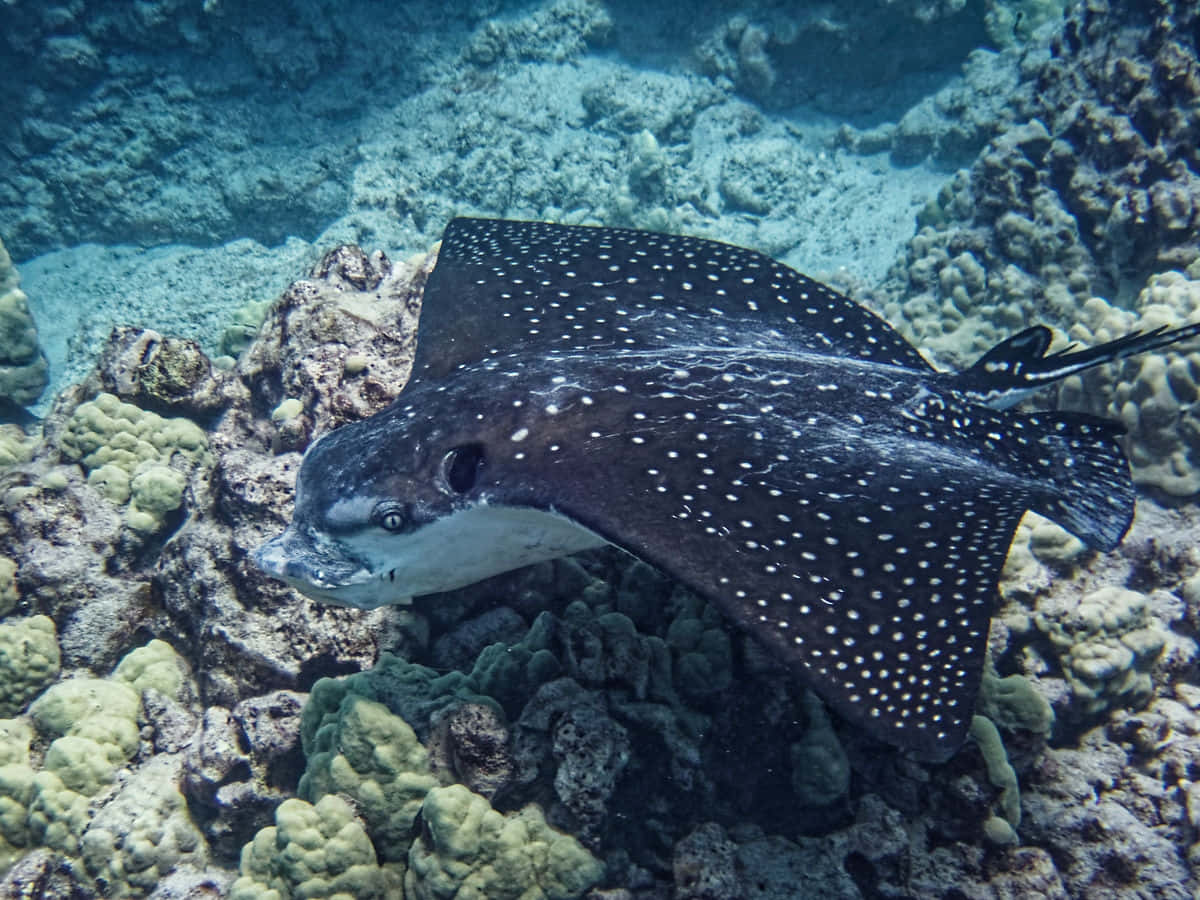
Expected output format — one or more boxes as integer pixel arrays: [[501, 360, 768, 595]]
[[321, 502, 609, 609]]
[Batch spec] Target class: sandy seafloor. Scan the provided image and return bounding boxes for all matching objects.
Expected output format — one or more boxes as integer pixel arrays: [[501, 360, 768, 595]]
[[2, 1, 1200, 898]]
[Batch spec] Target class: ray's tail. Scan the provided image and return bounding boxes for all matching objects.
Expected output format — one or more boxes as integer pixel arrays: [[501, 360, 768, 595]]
[[947, 321, 1200, 409]]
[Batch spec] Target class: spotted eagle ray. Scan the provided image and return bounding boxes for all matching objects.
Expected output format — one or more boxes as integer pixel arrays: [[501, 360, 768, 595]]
[[254, 218, 1200, 760]]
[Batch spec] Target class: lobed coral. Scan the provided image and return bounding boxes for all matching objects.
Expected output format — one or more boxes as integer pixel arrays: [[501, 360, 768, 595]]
[[0, 425, 37, 469], [405, 783, 604, 900], [0, 237, 48, 409], [79, 757, 208, 899], [0, 639, 190, 885], [298, 694, 440, 863], [1034, 585, 1167, 718], [0, 615, 60, 717], [58, 391, 210, 534], [230, 794, 395, 900], [1059, 268, 1200, 496]]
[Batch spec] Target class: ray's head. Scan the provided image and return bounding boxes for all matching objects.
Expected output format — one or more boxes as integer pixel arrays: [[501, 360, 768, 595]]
[[252, 397, 606, 608], [252, 410, 490, 608]]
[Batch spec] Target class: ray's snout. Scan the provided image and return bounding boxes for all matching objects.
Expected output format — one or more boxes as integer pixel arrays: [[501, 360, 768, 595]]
[[251, 529, 303, 580], [251, 527, 367, 590]]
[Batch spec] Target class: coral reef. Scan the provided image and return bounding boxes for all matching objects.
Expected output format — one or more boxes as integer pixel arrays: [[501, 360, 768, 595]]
[[878, 0, 1200, 359], [872, 0, 1200, 498], [1, 233, 1198, 894], [1059, 267, 1200, 496], [0, 0, 1199, 896]]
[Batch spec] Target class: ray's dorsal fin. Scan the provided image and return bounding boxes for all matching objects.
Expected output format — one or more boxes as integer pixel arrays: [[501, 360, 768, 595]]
[[414, 217, 934, 380]]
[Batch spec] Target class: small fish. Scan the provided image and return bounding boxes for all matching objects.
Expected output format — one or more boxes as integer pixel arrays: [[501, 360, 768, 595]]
[[254, 218, 1200, 760]]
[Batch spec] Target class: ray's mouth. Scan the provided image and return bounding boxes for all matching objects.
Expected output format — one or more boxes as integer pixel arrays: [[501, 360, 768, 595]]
[[252, 527, 372, 592]]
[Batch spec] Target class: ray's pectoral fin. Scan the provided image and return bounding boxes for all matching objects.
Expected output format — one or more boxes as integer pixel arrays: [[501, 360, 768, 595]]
[[1018, 411, 1135, 552], [528, 434, 1022, 762]]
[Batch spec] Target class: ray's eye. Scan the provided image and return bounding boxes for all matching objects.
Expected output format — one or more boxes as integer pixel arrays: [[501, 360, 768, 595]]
[[441, 443, 485, 494], [373, 503, 409, 532]]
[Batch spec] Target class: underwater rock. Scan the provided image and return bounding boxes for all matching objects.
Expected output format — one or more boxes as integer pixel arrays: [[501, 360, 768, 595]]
[[234, 243, 428, 439], [427, 701, 516, 801], [0, 464, 163, 671], [183, 691, 306, 861], [551, 701, 631, 842], [464, 0, 612, 66], [88, 328, 232, 421], [430, 606, 529, 673], [672, 822, 739, 900]]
